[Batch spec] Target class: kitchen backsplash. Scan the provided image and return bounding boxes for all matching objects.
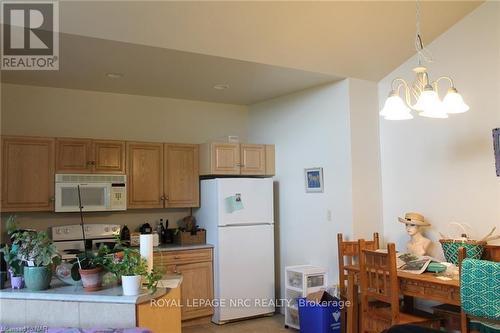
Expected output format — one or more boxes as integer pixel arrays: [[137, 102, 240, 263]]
[[0, 208, 190, 243]]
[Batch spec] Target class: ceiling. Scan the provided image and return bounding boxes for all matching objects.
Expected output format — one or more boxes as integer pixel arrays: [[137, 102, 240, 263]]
[[2, 34, 339, 105], [1, 1, 483, 105]]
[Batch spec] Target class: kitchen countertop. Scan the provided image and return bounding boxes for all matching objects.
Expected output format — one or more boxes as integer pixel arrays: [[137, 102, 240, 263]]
[[152, 243, 214, 252], [0, 274, 182, 304]]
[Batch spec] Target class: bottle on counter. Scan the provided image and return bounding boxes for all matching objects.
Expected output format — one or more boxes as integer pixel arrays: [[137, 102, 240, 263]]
[[158, 219, 166, 245], [120, 224, 131, 246]]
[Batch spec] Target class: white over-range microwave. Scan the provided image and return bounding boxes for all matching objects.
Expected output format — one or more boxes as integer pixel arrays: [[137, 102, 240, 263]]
[[55, 174, 127, 212]]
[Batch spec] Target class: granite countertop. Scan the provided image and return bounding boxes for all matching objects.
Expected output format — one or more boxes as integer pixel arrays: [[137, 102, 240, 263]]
[[152, 243, 214, 252], [0, 274, 182, 304]]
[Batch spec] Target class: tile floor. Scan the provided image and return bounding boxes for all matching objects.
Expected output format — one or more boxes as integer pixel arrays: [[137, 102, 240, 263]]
[[183, 314, 290, 333]]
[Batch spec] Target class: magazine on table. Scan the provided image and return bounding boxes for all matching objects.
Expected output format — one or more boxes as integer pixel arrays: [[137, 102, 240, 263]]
[[396, 253, 439, 274]]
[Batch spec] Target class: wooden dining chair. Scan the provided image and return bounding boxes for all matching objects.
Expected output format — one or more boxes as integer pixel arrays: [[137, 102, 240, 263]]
[[458, 247, 500, 333], [358, 240, 441, 333], [337, 232, 380, 294], [337, 233, 380, 333]]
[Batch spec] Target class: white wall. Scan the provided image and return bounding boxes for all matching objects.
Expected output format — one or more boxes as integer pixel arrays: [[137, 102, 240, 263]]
[[378, 1, 500, 258], [248, 79, 383, 298], [349, 79, 383, 239], [1, 83, 247, 143]]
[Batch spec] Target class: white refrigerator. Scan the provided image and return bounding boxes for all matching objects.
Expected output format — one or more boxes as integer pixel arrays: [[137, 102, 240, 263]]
[[195, 178, 275, 324]]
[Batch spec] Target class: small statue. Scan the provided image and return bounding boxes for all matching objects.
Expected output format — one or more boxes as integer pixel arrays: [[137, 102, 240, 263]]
[[398, 212, 432, 256]]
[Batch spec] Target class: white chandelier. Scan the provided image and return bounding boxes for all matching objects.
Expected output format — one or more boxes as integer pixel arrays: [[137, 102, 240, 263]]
[[380, 1, 469, 120]]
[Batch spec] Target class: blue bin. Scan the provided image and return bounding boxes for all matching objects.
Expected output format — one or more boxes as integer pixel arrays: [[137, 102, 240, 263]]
[[297, 294, 341, 333]]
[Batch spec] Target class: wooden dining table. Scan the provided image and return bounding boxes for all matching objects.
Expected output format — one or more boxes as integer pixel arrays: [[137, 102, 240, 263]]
[[345, 265, 460, 333]]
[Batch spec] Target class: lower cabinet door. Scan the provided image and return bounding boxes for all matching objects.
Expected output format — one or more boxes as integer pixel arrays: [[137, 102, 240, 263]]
[[136, 286, 181, 333], [176, 261, 214, 320]]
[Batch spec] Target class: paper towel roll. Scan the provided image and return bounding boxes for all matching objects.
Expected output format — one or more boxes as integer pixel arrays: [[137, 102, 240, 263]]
[[140, 234, 153, 273]]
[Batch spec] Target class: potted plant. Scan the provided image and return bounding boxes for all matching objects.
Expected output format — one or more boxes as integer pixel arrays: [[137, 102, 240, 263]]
[[76, 245, 112, 291], [13, 231, 61, 291], [1, 244, 24, 289], [110, 247, 162, 296]]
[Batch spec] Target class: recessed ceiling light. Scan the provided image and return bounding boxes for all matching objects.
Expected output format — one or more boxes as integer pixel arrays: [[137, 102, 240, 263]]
[[213, 84, 229, 90], [106, 72, 123, 79]]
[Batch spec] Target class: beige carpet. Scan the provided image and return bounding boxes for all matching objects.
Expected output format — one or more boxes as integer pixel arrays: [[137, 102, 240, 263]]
[[183, 315, 290, 333]]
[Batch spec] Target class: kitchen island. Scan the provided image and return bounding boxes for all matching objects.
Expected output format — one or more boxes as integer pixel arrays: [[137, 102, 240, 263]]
[[0, 275, 182, 332]]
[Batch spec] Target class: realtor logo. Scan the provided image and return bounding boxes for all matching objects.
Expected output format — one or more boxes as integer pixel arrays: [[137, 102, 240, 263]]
[[1, 1, 59, 70]]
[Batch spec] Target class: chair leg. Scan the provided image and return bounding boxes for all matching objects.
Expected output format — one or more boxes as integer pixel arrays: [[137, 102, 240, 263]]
[[460, 310, 469, 333]]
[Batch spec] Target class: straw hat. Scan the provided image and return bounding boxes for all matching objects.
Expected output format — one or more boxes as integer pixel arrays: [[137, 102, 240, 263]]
[[398, 212, 430, 226]]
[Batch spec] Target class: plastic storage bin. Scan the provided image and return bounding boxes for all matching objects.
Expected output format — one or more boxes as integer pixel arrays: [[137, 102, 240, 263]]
[[297, 295, 341, 333]]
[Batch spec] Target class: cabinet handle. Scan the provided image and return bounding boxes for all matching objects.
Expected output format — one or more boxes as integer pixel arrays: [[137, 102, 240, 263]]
[[174, 256, 180, 259], [160, 195, 166, 201], [49, 197, 55, 202], [166, 195, 169, 201]]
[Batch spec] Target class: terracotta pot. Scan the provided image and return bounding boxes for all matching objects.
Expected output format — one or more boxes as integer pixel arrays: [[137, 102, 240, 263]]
[[79, 267, 103, 291]]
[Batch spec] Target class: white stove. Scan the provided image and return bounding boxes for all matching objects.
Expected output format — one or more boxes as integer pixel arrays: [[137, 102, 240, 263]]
[[50, 224, 121, 260]]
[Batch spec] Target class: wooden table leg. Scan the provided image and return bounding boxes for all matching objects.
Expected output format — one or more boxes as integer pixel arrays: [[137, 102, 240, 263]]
[[347, 272, 358, 333]]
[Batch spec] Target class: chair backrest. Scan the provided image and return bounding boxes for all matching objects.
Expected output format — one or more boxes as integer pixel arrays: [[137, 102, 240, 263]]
[[358, 240, 400, 324], [460, 258, 500, 321], [337, 232, 380, 291]]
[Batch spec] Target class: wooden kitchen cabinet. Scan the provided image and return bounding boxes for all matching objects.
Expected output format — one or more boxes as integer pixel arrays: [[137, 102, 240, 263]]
[[93, 140, 126, 173], [126, 142, 164, 209], [136, 286, 181, 333], [55, 138, 93, 173], [56, 138, 126, 174], [240, 144, 266, 175], [177, 261, 214, 320], [1, 136, 55, 211], [153, 248, 214, 323], [200, 142, 275, 176], [164, 144, 199, 207], [128, 142, 199, 209]]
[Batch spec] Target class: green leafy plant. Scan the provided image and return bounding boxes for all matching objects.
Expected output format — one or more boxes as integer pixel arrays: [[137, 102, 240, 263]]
[[108, 247, 162, 293], [76, 244, 114, 270], [12, 231, 61, 267], [1, 244, 23, 276], [5, 215, 18, 235]]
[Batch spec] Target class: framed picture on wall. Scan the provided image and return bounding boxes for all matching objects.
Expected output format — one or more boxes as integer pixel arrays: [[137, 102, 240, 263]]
[[493, 128, 500, 176], [305, 167, 324, 193]]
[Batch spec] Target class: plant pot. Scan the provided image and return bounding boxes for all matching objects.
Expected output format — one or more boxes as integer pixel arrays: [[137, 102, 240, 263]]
[[79, 267, 103, 291], [121, 275, 142, 296], [10, 272, 24, 289], [24, 266, 51, 291]]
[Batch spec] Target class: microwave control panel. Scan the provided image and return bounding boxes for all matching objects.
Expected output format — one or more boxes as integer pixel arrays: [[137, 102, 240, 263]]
[[110, 183, 127, 210]]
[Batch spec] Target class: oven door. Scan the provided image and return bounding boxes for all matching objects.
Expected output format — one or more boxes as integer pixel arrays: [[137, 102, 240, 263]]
[[55, 183, 111, 212]]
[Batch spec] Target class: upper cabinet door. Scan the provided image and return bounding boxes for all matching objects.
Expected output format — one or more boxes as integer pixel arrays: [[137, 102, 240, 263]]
[[93, 140, 126, 174], [2, 136, 55, 212], [212, 143, 240, 175], [127, 142, 164, 209], [164, 144, 199, 208], [240, 144, 266, 175], [56, 138, 93, 173]]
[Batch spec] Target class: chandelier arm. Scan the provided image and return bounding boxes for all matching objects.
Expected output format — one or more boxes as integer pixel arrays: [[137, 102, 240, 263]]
[[433, 76, 455, 88], [391, 78, 413, 108]]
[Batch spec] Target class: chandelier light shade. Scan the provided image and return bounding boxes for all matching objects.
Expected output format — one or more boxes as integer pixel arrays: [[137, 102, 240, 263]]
[[380, 1, 469, 121], [442, 88, 470, 114], [380, 93, 413, 120]]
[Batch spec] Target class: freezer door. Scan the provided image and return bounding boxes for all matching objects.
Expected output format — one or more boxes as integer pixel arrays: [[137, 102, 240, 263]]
[[216, 224, 275, 322], [217, 178, 273, 226]]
